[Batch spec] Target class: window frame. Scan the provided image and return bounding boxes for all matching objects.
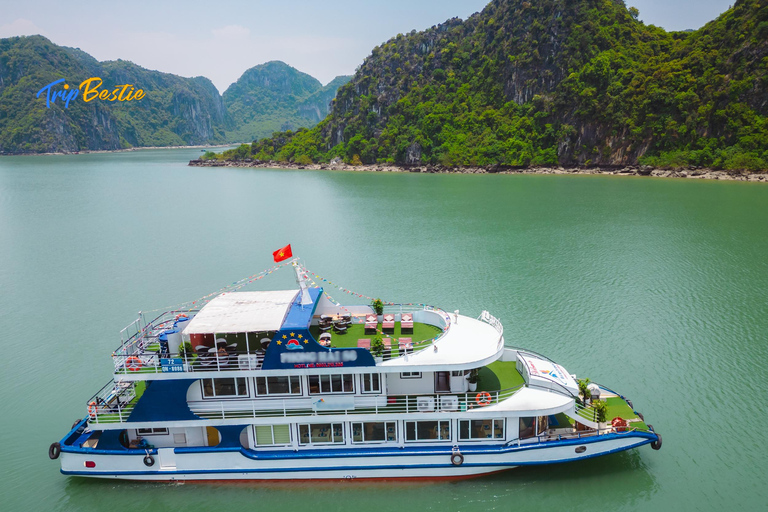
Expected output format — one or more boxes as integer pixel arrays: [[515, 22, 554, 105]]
[[201, 377, 249, 399], [297, 422, 345, 446], [400, 372, 422, 379], [308, 374, 354, 395], [458, 418, 505, 441], [404, 420, 451, 443], [253, 424, 292, 447], [255, 375, 303, 396], [350, 421, 397, 444], [361, 373, 381, 394], [137, 428, 169, 436]]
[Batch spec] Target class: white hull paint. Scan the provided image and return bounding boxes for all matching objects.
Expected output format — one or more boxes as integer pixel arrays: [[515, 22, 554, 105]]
[[61, 435, 651, 481]]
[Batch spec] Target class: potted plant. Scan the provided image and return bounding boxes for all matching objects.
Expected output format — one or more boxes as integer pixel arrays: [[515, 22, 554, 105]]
[[371, 335, 385, 363], [592, 399, 608, 432], [577, 378, 591, 406], [467, 369, 479, 392], [371, 298, 384, 316]]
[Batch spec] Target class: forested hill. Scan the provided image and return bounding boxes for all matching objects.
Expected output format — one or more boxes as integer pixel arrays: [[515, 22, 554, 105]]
[[222, 61, 351, 142], [0, 35, 230, 153], [246, 0, 768, 170], [0, 37, 350, 154]]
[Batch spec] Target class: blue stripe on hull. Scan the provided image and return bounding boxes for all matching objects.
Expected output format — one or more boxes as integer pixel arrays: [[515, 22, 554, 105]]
[[61, 436, 653, 478]]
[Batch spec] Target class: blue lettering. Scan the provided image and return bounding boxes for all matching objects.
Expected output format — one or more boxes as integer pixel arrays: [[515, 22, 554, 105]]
[[64, 89, 79, 108], [37, 78, 65, 108]]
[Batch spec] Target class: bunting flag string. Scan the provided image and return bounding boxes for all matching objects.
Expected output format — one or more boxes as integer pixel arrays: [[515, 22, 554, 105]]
[[143, 261, 293, 314]]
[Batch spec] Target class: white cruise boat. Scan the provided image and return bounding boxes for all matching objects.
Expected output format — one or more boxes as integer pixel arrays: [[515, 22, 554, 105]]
[[50, 263, 661, 481]]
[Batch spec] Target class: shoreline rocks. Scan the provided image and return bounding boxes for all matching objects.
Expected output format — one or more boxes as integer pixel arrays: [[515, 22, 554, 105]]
[[187, 159, 768, 183]]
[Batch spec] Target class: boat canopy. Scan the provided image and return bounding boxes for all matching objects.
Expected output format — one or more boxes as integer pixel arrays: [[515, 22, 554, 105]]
[[182, 290, 299, 334]]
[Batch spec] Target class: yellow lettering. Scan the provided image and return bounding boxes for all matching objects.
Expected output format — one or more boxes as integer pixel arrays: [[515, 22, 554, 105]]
[[109, 89, 118, 101], [117, 84, 132, 101], [98, 89, 109, 100], [134, 90, 145, 100], [79, 77, 103, 102]]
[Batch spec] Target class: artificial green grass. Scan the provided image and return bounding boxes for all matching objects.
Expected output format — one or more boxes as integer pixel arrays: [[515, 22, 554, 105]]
[[477, 361, 526, 392], [605, 396, 648, 430], [308, 322, 443, 350]]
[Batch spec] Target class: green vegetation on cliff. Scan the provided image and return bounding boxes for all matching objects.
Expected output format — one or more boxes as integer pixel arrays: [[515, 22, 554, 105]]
[[0, 35, 230, 153], [0, 37, 350, 154], [240, 0, 768, 170], [223, 61, 350, 142]]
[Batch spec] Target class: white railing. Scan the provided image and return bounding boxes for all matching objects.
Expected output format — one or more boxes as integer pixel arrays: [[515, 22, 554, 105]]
[[88, 384, 526, 425], [479, 311, 504, 349]]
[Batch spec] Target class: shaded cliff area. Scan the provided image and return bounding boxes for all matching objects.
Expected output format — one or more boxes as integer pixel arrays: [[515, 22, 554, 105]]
[[0, 37, 349, 154], [237, 0, 768, 170]]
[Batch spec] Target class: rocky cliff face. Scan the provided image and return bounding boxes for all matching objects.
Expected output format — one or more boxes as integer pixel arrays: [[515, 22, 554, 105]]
[[222, 62, 350, 142], [300, 0, 767, 167]]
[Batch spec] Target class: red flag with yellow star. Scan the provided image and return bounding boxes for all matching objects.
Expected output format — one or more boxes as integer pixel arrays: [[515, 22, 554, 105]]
[[273, 244, 293, 263]]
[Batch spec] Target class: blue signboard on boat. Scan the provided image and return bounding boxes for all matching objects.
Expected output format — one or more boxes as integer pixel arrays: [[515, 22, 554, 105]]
[[160, 358, 185, 373]]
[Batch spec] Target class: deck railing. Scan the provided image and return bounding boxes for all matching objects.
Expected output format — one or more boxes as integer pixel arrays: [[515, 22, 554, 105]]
[[87, 383, 526, 425]]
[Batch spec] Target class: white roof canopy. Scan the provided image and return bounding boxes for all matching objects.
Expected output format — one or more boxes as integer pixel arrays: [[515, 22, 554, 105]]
[[182, 290, 299, 334]]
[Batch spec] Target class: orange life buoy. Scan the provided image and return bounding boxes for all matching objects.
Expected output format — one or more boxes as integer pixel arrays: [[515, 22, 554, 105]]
[[88, 401, 98, 418], [126, 356, 142, 372], [175, 313, 188, 320], [476, 392, 492, 406]]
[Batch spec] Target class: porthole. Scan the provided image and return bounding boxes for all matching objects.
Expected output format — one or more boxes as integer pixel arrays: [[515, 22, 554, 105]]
[[575, 446, 587, 454]]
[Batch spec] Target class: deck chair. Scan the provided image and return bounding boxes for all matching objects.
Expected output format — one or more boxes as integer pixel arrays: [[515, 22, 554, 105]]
[[364, 314, 378, 334], [401, 313, 414, 333], [382, 314, 395, 332]]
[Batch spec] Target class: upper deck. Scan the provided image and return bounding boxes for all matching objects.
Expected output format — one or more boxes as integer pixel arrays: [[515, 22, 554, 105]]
[[111, 287, 505, 381]]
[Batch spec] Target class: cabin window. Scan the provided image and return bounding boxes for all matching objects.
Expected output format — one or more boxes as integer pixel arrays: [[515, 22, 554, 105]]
[[351, 422, 397, 443], [519, 417, 535, 439], [404, 420, 450, 442], [298, 423, 344, 445], [451, 371, 464, 377], [136, 428, 169, 436], [254, 425, 291, 446], [459, 419, 505, 440], [308, 374, 354, 394], [255, 376, 302, 396], [202, 378, 248, 398], [400, 372, 422, 379], [361, 374, 381, 393]]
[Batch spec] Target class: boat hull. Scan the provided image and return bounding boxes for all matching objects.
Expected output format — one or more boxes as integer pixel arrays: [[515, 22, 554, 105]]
[[60, 432, 656, 481]]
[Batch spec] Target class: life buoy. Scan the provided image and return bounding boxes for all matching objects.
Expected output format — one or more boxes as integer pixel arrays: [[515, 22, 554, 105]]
[[143, 455, 155, 467], [88, 401, 98, 419], [450, 452, 464, 466], [476, 392, 492, 406], [126, 356, 142, 372], [49, 442, 61, 460], [175, 314, 188, 320]]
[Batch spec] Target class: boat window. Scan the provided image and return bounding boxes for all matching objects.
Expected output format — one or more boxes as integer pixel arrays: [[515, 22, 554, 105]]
[[298, 423, 344, 445], [351, 421, 397, 443], [451, 371, 465, 377], [254, 425, 292, 446], [361, 374, 381, 393], [404, 420, 450, 442], [255, 376, 302, 396], [201, 378, 248, 398], [519, 417, 535, 439], [136, 428, 169, 436], [458, 419, 505, 440], [308, 374, 354, 394], [400, 372, 422, 379]]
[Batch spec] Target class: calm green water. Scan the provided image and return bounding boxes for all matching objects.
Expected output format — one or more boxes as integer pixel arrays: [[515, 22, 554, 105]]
[[1, 149, 767, 511]]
